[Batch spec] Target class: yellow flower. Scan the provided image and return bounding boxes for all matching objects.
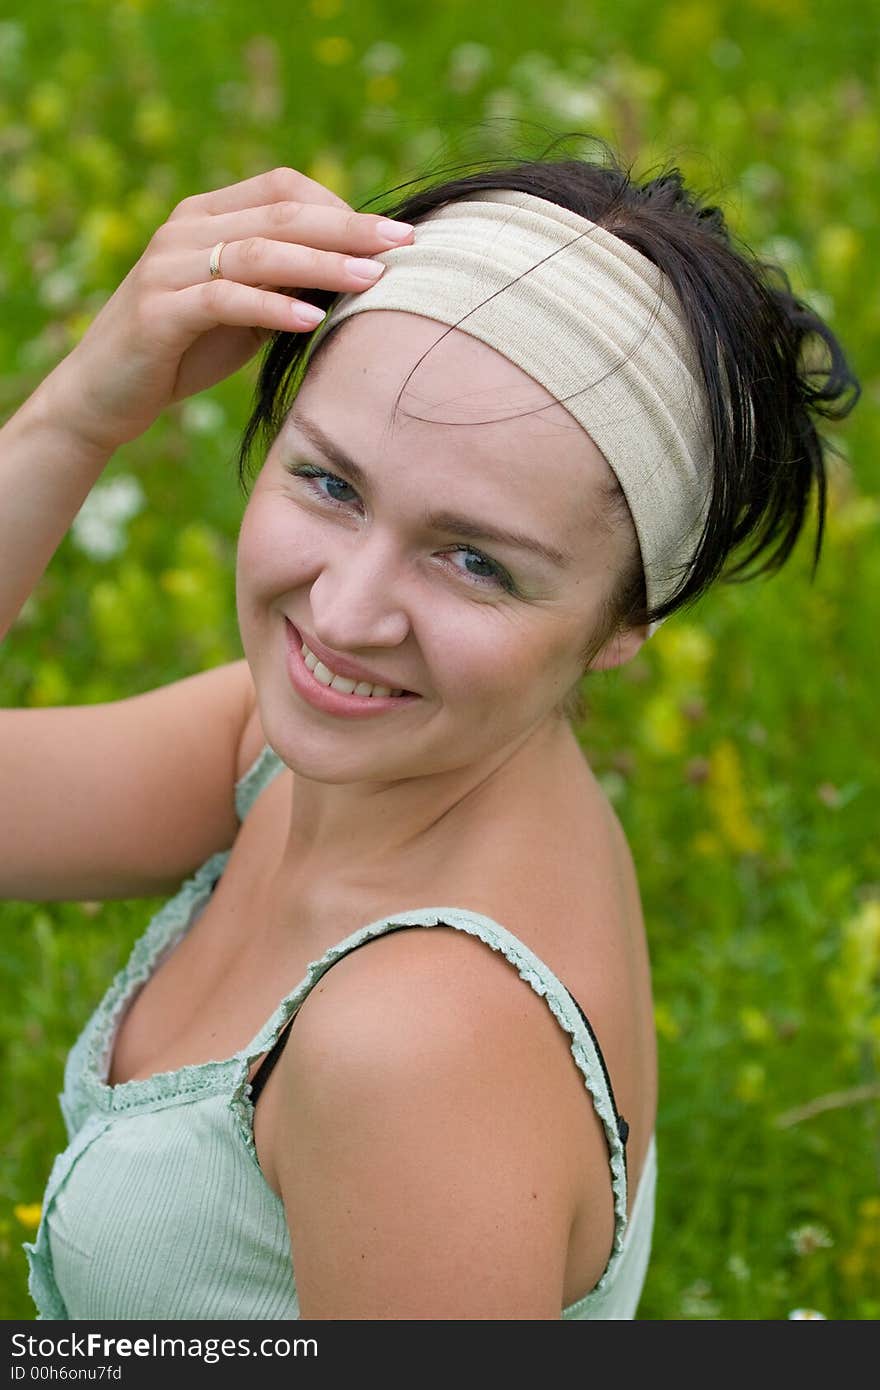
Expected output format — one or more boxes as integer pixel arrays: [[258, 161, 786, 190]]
[[305, 152, 349, 201], [816, 224, 863, 284], [655, 1, 721, 60], [314, 36, 353, 66], [739, 1005, 774, 1045], [14, 1203, 42, 1231], [705, 739, 765, 855], [838, 1196, 880, 1296], [366, 74, 399, 105], [654, 1001, 681, 1042], [27, 82, 67, 132], [734, 1062, 765, 1103], [642, 692, 686, 756], [134, 96, 175, 149], [654, 622, 715, 689], [828, 494, 880, 542], [82, 207, 140, 260], [692, 829, 722, 857], [26, 660, 70, 709]]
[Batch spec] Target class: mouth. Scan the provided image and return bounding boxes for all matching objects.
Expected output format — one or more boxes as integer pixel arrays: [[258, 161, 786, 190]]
[[284, 619, 420, 718]]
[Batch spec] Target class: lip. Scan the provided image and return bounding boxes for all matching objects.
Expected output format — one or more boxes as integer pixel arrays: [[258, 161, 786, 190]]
[[284, 619, 420, 719], [290, 620, 412, 692]]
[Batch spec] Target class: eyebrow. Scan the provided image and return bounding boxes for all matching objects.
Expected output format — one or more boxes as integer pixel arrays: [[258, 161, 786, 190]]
[[287, 411, 573, 568]]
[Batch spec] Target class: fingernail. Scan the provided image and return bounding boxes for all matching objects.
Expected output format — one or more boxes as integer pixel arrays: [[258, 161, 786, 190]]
[[297, 304, 327, 327], [346, 257, 386, 282], [376, 219, 414, 243]]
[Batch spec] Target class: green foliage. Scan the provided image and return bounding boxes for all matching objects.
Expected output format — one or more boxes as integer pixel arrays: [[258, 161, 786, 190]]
[[1, 0, 878, 1321]]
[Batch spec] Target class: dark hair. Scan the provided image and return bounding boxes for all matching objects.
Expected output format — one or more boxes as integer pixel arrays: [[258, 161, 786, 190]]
[[235, 135, 860, 716]]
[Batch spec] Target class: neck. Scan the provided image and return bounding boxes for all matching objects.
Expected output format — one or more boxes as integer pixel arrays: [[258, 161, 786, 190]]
[[271, 711, 577, 902]]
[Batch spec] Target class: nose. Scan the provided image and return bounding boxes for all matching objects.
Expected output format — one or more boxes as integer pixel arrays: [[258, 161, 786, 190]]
[[307, 531, 411, 654]]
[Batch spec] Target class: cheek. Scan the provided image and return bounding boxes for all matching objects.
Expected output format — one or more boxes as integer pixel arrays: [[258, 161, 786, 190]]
[[430, 613, 565, 710], [236, 494, 320, 606]]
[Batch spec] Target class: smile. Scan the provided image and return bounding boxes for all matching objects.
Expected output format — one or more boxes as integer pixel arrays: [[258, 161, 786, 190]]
[[284, 619, 419, 720], [300, 639, 406, 698]]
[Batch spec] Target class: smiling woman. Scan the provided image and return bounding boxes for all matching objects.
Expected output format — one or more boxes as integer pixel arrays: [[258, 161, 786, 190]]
[[235, 307, 637, 797], [1, 138, 859, 1322]]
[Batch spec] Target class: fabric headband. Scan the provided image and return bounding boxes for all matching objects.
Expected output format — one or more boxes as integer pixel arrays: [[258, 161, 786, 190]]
[[304, 189, 716, 636]]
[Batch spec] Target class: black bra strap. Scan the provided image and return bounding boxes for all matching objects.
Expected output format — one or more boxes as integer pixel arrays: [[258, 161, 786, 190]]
[[248, 924, 629, 1155]]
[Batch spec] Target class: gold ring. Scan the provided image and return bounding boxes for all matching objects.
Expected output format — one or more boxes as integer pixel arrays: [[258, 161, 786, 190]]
[[209, 241, 226, 280]]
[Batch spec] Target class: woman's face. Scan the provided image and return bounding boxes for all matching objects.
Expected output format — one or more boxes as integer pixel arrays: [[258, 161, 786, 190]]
[[236, 310, 645, 783]]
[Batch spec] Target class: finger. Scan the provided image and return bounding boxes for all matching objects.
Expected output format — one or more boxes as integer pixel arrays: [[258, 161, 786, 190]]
[[176, 278, 336, 334], [184, 199, 414, 254], [194, 236, 393, 296], [161, 229, 406, 296], [170, 166, 352, 220]]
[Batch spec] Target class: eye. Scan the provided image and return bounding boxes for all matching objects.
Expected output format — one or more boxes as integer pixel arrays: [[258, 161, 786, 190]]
[[285, 461, 359, 508], [443, 545, 515, 593], [284, 461, 518, 595]]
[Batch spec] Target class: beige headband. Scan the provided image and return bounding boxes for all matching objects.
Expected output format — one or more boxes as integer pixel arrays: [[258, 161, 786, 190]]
[[305, 189, 715, 634]]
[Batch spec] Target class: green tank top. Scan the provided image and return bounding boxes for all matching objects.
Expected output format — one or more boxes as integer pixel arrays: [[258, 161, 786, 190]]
[[24, 743, 657, 1320]]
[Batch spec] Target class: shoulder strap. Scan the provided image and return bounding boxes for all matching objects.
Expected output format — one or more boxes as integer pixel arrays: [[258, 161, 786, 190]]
[[250, 924, 629, 1159], [245, 908, 629, 1259], [234, 743, 286, 822]]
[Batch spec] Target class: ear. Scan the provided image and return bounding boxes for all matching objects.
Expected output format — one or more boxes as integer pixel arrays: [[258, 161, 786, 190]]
[[589, 622, 649, 672]]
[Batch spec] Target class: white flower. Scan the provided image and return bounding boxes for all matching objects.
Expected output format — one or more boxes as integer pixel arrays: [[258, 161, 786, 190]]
[[789, 1223, 834, 1257], [71, 475, 145, 561], [361, 42, 403, 75], [448, 43, 493, 92], [179, 398, 225, 435], [759, 234, 805, 271], [38, 268, 80, 310], [680, 1280, 721, 1319], [539, 80, 603, 124], [788, 1308, 827, 1319], [726, 1254, 750, 1283]]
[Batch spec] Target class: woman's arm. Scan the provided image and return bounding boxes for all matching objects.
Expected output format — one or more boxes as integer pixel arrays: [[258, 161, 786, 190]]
[[0, 371, 116, 642], [0, 170, 414, 896], [1, 165, 413, 642]]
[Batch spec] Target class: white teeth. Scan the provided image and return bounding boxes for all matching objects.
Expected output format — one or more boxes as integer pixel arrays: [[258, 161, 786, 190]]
[[299, 637, 406, 699], [328, 674, 357, 694], [312, 661, 334, 687]]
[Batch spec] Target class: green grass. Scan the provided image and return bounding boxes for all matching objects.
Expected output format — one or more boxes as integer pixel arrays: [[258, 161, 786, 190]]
[[1, 0, 878, 1320]]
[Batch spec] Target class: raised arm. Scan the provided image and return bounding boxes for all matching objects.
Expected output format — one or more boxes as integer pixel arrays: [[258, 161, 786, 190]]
[[1, 165, 414, 641], [1, 167, 415, 899]]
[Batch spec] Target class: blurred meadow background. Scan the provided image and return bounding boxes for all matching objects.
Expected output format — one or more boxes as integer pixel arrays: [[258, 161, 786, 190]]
[[1, 0, 878, 1320]]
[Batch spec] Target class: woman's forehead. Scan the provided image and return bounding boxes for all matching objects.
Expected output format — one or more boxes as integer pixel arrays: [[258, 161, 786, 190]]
[[301, 310, 609, 471]]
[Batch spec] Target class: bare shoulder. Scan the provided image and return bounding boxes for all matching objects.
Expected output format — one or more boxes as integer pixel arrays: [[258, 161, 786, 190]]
[[289, 921, 584, 1081], [271, 923, 604, 1317]]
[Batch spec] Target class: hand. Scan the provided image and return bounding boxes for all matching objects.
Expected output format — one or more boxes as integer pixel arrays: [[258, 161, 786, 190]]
[[44, 167, 414, 452]]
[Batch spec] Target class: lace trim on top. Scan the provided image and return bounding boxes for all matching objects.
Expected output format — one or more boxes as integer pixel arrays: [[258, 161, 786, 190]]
[[234, 741, 286, 821]]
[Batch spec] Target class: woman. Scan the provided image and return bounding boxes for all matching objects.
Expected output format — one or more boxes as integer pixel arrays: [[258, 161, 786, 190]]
[[3, 143, 858, 1320]]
